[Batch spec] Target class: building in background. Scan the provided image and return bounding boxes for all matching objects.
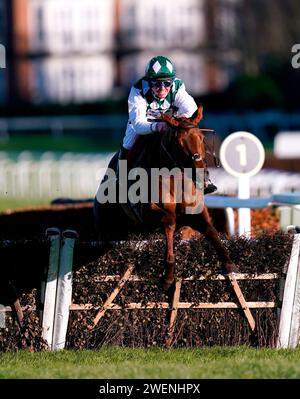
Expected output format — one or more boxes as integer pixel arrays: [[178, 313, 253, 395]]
[[118, 0, 239, 95], [119, 0, 206, 50], [207, 0, 241, 82], [118, 0, 207, 93], [4, 0, 241, 106], [0, 0, 8, 104], [0, 0, 7, 53], [11, 0, 115, 104]]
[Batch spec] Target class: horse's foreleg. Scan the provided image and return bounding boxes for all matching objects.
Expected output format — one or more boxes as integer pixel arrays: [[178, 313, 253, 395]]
[[203, 223, 238, 273], [162, 214, 176, 290]]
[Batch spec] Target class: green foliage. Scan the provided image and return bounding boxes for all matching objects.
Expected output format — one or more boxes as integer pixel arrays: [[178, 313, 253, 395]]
[[1, 347, 300, 379], [200, 58, 300, 112], [227, 75, 283, 110], [0, 135, 118, 153]]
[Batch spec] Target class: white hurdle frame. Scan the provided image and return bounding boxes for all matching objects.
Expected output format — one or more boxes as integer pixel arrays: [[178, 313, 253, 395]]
[[277, 233, 300, 348], [52, 230, 78, 350], [42, 229, 78, 350], [41, 228, 61, 349]]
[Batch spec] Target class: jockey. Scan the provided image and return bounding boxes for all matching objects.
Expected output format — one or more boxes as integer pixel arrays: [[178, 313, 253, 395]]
[[119, 55, 217, 195]]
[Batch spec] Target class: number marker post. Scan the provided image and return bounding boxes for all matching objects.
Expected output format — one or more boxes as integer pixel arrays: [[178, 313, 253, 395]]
[[220, 132, 265, 237]]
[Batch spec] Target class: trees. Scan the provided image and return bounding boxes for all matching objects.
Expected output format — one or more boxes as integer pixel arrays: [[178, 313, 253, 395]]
[[237, 0, 300, 74]]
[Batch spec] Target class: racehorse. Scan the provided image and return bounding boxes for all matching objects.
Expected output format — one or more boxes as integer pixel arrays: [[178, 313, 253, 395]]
[[94, 104, 237, 290]]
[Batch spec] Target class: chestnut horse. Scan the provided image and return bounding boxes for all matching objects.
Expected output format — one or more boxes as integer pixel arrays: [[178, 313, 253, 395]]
[[94, 105, 237, 290]]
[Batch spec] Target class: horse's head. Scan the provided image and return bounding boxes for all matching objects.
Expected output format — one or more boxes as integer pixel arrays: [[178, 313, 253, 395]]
[[160, 104, 206, 170]]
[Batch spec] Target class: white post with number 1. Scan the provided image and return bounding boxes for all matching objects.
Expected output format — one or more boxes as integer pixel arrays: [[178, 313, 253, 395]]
[[220, 132, 265, 237]]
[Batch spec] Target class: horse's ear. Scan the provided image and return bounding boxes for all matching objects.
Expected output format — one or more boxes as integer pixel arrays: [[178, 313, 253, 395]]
[[160, 112, 181, 127], [189, 104, 203, 125]]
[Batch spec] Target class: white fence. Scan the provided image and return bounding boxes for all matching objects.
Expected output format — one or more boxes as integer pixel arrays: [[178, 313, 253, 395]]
[[0, 151, 113, 200], [1, 151, 300, 200]]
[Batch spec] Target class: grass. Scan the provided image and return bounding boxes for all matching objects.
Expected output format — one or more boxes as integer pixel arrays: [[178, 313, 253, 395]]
[[0, 198, 52, 212], [0, 134, 119, 154], [1, 347, 300, 379]]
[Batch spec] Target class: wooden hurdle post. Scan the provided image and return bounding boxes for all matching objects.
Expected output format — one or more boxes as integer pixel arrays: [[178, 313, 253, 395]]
[[227, 273, 256, 332], [165, 279, 182, 348], [91, 263, 135, 329], [7, 280, 23, 327]]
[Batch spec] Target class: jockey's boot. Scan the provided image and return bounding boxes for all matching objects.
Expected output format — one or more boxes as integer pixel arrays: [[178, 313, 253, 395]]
[[204, 181, 218, 195], [204, 169, 217, 195]]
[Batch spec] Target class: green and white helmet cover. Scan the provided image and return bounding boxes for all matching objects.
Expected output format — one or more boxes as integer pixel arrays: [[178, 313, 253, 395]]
[[145, 56, 176, 80]]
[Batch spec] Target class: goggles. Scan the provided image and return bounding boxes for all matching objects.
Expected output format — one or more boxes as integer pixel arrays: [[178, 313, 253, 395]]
[[150, 79, 174, 88]]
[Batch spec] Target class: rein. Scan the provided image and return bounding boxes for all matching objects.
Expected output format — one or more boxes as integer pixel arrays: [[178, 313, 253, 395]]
[[203, 130, 221, 168]]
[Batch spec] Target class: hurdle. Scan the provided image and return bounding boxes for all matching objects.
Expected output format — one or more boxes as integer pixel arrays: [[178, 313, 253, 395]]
[[41, 230, 300, 350]]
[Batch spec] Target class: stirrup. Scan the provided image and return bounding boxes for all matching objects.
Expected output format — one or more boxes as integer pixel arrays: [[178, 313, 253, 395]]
[[204, 183, 217, 195]]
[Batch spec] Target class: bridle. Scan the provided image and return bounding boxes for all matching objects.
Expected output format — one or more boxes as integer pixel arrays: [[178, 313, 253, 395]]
[[161, 125, 220, 169]]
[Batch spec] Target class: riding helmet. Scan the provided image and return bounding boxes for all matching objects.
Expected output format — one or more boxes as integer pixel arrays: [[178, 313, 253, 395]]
[[145, 56, 176, 80]]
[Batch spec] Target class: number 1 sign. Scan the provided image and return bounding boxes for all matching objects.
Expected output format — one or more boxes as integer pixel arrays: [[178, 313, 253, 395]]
[[220, 132, 265, 236]]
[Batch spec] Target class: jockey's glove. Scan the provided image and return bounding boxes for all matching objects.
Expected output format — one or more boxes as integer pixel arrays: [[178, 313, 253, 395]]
[[151, 122, 169, 134]]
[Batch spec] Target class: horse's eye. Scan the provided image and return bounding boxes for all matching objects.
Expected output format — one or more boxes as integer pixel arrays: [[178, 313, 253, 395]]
[[192, 153, 201, 161]]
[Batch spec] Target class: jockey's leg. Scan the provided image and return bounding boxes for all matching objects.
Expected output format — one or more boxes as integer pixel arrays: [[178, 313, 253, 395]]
[[116, 145, 129, 176], [117, 145, 143, 224]]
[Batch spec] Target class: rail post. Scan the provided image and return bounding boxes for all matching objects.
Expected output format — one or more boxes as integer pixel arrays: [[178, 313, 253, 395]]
[[52, 230, 78, 350], [41, 228, 61, 349]]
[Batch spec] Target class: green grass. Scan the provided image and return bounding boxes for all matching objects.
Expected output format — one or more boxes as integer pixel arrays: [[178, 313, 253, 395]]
[[1, 347, 300, 379], [0, 198, 52, 212]]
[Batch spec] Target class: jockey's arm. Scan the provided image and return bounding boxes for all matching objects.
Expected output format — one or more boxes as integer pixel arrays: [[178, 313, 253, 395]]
[[128, 87, 155, 134], [174, 83, 198, 118]]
